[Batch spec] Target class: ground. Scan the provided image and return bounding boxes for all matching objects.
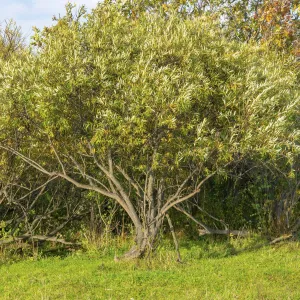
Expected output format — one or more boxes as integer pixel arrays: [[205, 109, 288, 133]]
[[0, 239, 300, 299]]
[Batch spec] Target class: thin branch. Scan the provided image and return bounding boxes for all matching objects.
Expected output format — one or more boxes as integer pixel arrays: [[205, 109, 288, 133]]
[[166, 168, 199, 204], [88, 143, 141, 228], [166, 213, 182, 263], [70, 156, 110, 192], [0, 146, 52, 175], [0, 145, 131, 213], [14, 175, 58, 202], [160, 173, 215, 216], [116, 165, 143, 198], [188, 200, 228, 230], [49, 137, 66, 175], [175, 206, 249, 237], [174, 205, 211, 232]]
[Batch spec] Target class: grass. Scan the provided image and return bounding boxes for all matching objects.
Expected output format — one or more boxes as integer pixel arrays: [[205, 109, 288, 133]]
[[0, 237, 300, 299]]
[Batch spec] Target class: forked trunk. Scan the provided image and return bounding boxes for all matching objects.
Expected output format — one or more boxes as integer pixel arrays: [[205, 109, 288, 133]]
[[121, 223, 160, 260]]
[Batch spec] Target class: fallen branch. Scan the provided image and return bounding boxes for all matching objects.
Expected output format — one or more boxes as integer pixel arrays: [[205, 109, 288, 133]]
[[175, 205, 249, 237], [269, 219, 300, 245], [197, 228, 249, 237], [269, 234, 294, 245], [0, 234, 80, 246]]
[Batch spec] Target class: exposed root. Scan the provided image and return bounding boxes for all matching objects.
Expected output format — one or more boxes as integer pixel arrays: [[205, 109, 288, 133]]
[[114, 245, 146, 261]]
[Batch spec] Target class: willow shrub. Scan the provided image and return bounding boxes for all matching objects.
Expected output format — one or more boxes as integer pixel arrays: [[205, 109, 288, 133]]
[[0, 2, 299, 257]]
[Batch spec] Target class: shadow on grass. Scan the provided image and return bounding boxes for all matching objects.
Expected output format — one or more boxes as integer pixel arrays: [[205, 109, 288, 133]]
[[2, 233, 297, 266], [164, 234, 269, 260], [0, 242, 81, 265]]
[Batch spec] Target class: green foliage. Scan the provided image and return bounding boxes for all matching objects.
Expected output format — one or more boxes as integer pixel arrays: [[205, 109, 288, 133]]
[[1, 3, 298, 184]]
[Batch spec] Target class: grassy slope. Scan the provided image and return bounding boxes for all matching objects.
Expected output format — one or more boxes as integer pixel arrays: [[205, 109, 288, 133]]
[[0, 241, 300, 300]]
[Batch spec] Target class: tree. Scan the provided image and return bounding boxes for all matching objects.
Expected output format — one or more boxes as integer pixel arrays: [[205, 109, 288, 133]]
[[0, 19, 25, 60], [254, 0, 299, 50], [0, 2, 299, 258], [220, 0, 300, 54]]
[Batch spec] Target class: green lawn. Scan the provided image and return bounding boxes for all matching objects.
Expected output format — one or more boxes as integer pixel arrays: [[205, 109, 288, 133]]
[[1, 241, 300, 299]]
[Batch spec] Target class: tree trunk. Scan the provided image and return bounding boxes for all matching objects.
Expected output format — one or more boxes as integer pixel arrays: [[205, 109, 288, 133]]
[[120, 221, 161, 260]]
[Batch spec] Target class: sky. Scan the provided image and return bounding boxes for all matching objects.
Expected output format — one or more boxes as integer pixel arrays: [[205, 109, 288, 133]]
[[0, 0, 100, 42]]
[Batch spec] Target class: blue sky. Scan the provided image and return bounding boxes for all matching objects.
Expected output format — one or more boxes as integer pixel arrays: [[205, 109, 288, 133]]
[[0, 0, 99, 42]]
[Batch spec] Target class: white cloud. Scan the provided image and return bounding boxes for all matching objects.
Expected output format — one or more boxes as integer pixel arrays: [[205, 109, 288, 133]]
[[0, 0, 100, 42]]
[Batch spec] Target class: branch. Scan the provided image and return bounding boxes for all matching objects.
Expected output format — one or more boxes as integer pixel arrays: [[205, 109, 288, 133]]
[[166, 213, 182, 263], [166, 168, 199, 204], [89, 144, 141, 228], [0, 146, 52, 176], [0, 145, 130, 213], [197, 228, 250, 237], [160, 173, 215, 216], [116, 165, 143, 198], [57, 172, 121, 202], [14, 175, 58, 202], [269, 234, 293, 245], [269, 219, 300, 245], [174, 205, 212, 232], [49, 137, 66, 175], [0, 235, 80, 246], [175, 205, 249, 237], [70, 155, 110, 192], [188, 200, 228, 230]]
